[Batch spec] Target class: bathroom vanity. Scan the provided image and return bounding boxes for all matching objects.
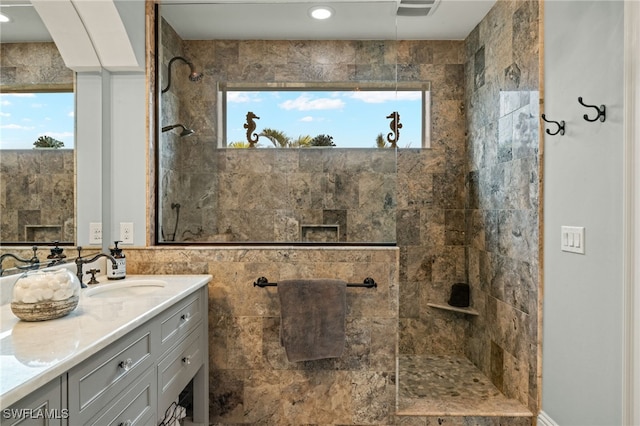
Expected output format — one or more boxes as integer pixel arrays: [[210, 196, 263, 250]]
[[0, 274, 210, 425]]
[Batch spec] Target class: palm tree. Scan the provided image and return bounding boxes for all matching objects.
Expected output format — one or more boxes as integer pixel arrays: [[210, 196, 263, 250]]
[[375, 133, 388, 148], [292, 135, 313, 147], [259, 128, 291, 148], [228, 141, 251, 148], [33, 135, 64, 149]]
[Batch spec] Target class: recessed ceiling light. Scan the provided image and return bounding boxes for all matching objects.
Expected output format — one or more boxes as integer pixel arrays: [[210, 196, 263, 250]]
[[0, 13, 11, 23], [309, 6, 334, 20]]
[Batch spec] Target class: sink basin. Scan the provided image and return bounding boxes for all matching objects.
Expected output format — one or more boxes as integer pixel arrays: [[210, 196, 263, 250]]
[[85, 279, 167, 298]]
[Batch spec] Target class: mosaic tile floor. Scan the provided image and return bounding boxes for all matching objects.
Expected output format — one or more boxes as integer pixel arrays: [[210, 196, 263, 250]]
[[397, 354, 533, 417]]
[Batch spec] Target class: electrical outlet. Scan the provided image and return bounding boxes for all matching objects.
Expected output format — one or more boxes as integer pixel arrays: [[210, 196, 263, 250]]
[[120, 222, 134, 244], [89, 222, 102, 244]]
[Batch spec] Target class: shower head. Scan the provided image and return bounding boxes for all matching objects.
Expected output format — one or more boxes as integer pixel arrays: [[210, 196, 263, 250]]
[[162, 124, 195, 137], [161, 56, 203, 93], [189, 71, 204, 82]]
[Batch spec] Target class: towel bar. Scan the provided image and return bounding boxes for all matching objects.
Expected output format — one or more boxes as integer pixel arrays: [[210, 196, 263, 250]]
[[253, 277, 377, 288]]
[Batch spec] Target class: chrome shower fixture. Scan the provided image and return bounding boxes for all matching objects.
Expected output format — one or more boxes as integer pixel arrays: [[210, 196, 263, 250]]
[[162, 124, 195, 137], [161, 56, 203, 93]]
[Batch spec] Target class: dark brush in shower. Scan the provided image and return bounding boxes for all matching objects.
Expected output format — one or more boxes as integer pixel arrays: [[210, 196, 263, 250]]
[[448, 283, 470, 308], [161, 56, 203, 93], [162, 124, 195, 137]]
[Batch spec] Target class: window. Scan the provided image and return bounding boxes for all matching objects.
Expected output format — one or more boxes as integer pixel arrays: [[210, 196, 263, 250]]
[[220, 82, 430, 149], [0, 91, 75, 244], [0, 92, 74, 149]]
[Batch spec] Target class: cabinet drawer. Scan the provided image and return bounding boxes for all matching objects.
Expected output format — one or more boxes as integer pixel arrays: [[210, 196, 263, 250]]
[[3, 377, 63, 426], [68, 324, 156, 423], [158, 289, 203, 356], [86, 367, 156, 426], [157, 326, 204, 413]]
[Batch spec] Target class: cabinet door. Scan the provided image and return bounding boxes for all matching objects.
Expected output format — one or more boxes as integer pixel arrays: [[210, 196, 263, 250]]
[[68, 323, 157, 424], [86, 367, 156, 426], [2, 377, 64, 426], [157, 326, 204, 415], [158, 290, 203, 357]]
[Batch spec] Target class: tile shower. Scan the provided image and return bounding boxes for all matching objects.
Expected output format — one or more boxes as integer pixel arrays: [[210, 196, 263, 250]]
[[154, 0, 541, 422], [0, 0, 541, 423]]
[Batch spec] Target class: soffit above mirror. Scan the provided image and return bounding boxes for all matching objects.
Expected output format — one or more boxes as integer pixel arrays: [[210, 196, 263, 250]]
[[1, 0, 144, 72], [159, 0, 496, 41], [0, 1, 51, 42]]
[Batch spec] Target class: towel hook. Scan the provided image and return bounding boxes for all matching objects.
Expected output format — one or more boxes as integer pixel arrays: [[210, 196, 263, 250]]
[[541, 114, 565, 136], [578, 97, 606, 122]]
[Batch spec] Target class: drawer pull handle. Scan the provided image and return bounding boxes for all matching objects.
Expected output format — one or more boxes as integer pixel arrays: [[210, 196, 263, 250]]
[[182, 356, 191, 365], [118, 358, 133, 371], [180, 312, 191, 322], [118, 420, 132, 426]]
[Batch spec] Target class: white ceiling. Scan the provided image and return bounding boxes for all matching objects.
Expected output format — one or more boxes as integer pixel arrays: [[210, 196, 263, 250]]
[[0, 1, 51, 42], [0, 0, 496, 43], [161, 0, 496, 40]]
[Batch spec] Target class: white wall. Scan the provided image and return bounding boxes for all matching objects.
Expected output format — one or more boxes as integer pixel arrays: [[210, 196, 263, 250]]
[[109, 73, 147, 247], [542, 1, 625, 424], [76, 73, 104, 247], [73, 1, 148, 249]]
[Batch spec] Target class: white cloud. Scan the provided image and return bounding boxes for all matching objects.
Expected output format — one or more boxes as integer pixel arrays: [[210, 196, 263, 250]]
[[1, 124, 35, 130], [279, 94, 344, 111], [1, 93, 36, 98], [0, 100, 11, 106], [228, 92, 262, 103], [68, 111, 74, 118], [31, 103, 45, 108], [0, 112, 10, 117], [38, 131, 74, 141], [348, 91, 421, 103], [300, 116, 314, 122]]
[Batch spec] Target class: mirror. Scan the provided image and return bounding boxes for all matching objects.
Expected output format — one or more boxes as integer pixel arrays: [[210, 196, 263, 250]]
[[156, 2, 428, 244], [0, 2, 75, 246]]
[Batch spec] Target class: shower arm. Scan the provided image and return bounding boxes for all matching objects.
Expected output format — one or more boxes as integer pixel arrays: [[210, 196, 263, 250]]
[[161, 56, 202, 94]]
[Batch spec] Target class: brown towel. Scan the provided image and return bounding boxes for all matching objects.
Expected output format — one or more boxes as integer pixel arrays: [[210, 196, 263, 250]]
[[278, 279, 346, 362]]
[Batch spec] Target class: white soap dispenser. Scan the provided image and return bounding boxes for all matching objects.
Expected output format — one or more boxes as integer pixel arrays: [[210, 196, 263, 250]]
[[107, 240, 126, 280]]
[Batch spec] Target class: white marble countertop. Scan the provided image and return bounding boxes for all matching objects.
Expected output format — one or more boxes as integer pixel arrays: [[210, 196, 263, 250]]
[[0, 274, 211, 408]]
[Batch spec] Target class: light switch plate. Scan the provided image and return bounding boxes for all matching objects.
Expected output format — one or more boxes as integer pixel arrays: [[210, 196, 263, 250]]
[[561, 226, 585, 254]]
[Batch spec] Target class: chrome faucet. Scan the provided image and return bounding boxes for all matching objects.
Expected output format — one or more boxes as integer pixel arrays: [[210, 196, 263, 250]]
[[74, 246, 118, 288], [0, 246, 40, 276]]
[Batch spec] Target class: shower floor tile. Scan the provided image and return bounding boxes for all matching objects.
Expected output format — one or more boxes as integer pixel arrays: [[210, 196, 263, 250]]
[[397, 354, 533, 417]]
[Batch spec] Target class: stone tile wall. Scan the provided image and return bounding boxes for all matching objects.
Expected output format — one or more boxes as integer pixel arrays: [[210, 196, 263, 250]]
[[159, 27, 470, 354], [0, 149, 74, 243], [464, 0, 541, 413], [158, 17, 191, 242], [0, 43, 75, 245], [191, 148, 396, 243], [0, 42, 72, 91], [125, 246, 399, 425]]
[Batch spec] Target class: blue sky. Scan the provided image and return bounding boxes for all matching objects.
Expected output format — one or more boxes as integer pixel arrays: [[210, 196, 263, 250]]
[[226, 90, 424, 148], [0, 92, 75, 150], [0, 90, 424, 149]]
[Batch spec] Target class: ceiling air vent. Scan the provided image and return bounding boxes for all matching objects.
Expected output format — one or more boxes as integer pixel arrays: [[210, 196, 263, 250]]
[[396, 0, 441, 17]]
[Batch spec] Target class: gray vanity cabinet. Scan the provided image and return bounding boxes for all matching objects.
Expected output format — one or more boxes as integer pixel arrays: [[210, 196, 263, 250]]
[[5, 284, 208, 426], [2, 377, 64, 426]]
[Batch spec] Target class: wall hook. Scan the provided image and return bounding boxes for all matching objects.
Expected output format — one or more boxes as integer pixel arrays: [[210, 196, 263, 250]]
[[541, 114, 565, 136], [578, 97, 606, 122]]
